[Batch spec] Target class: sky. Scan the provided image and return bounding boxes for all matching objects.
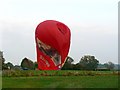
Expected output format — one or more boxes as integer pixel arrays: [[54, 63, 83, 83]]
[[0, 0, 119, 65]]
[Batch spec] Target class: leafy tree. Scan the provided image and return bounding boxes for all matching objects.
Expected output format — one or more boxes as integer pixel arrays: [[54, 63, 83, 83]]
[[79, 55, 99, 70], [0, 51, 8, 70], [73, 63, 81, 70], [6, 62, 14, 69], [66, 56, 74, 63], [61, 56, 74, 70], [34, 61, 38, 70], [2, 64, 8, 70], [13, 65, 22, 70], [21, 57, 34, 70], [104, 61, 115, 70]]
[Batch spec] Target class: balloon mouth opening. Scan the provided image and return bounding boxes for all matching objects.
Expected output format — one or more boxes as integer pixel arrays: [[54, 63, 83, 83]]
[[37, 38, 62, 69]]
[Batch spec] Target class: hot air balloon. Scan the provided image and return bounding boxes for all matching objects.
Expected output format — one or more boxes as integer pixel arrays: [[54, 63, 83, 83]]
[[35, 20, 71, 70]]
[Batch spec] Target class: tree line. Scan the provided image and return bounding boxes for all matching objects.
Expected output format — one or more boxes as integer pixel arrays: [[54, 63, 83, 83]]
[[62, 55, 115, 71], [0, 51, 117, 71]]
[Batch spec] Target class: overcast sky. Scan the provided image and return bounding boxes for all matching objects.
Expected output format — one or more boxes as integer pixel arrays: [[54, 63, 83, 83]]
[[0, 0, 119, 65]]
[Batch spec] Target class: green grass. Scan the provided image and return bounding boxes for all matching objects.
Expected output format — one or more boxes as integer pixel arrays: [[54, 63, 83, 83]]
[[2, 76, 118, 88], [0, 71, 2, 89], [2, 70, 118, 88]]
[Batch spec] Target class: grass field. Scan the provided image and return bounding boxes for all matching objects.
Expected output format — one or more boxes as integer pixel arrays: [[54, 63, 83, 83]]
[[0, 71, 2, 89], [2, 70, 119, 88]]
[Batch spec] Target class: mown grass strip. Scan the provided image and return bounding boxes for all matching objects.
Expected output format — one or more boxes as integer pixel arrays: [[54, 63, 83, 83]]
[[2, 70, 119, 77]]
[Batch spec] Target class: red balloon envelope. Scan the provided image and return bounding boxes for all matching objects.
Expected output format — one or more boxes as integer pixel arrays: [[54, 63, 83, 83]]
[[35, 20, 71, 70]]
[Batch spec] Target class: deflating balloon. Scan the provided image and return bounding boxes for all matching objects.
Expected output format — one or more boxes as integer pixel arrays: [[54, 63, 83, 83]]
[[35, 20, 71, 70]]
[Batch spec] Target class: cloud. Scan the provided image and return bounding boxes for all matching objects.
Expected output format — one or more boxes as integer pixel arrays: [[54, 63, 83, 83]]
[[1, 21, 36, 64], [69, 25, 118, 64], [0, 0, 118, 65]]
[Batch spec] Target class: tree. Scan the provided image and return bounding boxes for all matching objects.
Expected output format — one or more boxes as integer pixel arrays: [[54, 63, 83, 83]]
[[34, 61, 38, 70], [21, 57, 34, 70], [66, 56, 74, 63], [13, 65, 22, 70], [79, 55, 99, 70], [104, 61, 115, 70], [2, 64, 8, 70], [73, 63, 81, 70], [6, 62, 14, 69], [0, 51, 8, 70], [61, 56, 74, 70]]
